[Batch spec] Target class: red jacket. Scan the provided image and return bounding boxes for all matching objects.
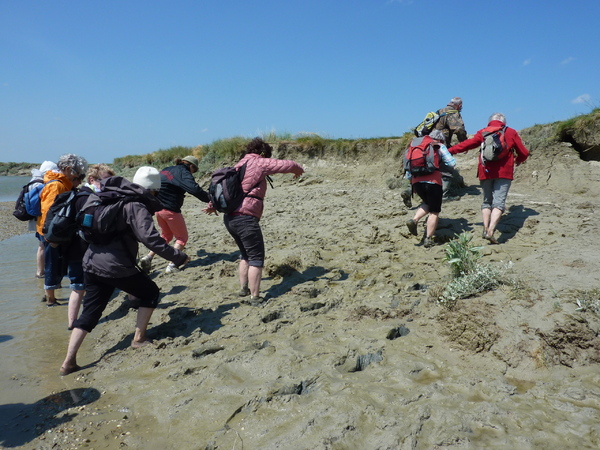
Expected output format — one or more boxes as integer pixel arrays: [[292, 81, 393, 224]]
[[449, 120, 529, 180]]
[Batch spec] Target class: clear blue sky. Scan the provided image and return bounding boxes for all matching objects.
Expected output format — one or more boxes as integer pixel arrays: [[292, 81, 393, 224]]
[[1, 0, 598, 164]]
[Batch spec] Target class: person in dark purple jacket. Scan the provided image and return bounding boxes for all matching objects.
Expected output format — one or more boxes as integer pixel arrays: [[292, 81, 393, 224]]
[[139, 156, 209, 274], [59, 167, 190, 376]]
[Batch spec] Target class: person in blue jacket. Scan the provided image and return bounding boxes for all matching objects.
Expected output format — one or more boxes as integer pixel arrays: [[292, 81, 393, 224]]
[[139, 156, 209, 273]]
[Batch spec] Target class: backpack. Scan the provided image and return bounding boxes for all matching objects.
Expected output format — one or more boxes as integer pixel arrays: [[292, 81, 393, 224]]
[[13, 180, 41, 221], [23, 179, 61, 217], [77, 187, 147, 245], [403, 136, 439, 176], [413, 109, 458, 137], [480, 126, 509, 164], [208, 163, 249, 214], [42, 190, 91, 244]]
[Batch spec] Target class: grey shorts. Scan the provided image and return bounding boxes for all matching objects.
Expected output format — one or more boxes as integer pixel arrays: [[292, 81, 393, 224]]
[[480, 178, 512, 211]]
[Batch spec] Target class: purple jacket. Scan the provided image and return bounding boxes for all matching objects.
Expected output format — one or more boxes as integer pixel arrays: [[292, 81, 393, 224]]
[[233, 153, 303, 219], [82, 177, 187, 278]]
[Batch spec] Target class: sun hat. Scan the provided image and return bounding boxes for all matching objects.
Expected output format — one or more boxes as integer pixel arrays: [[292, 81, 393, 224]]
[[182, 155, 199, 170], [133, 166, 161, 190]]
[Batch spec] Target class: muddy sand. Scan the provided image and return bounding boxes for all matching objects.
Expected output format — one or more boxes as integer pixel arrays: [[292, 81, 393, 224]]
[[1, 134, 600, 449]]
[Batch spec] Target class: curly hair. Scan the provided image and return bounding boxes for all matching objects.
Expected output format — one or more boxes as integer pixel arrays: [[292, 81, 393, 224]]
[[57, 153, 89, 177], [86, 163, 115, 182], [246, 137, 272, 158]]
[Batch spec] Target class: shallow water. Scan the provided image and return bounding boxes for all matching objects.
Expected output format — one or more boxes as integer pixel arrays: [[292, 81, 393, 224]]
[[0, 176, 29, 202], [0, 233, 82, 405]]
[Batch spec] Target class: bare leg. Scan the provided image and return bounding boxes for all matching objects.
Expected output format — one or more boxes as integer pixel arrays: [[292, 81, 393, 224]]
[[239, 259, 249, 290], [68, 289, 85, 329], [481, 207, 491, 233], [132, 307, 155, 348], [486, 208, 504, 237], [425, 212, 439, 238], [248, 266, 263, 297], [36, 241, 45, 278], [45, 288, 57, 306], [60, 328, 88, 375], [412, 204, 430, 225]]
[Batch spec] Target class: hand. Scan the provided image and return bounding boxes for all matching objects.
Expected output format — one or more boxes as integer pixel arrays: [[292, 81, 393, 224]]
[[203, 206, 218, 216], [292, 168, 305, 179]]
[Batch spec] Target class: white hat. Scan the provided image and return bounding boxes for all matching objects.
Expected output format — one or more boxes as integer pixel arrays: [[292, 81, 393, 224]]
[[40, 161, 58, 173], [133, 166, 161, 190]]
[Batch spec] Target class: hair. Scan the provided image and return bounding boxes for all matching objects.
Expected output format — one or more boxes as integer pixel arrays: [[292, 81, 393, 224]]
[[429, 129, 446, 142], [449, 97, 463, 107], [174, 158, 185, 165], [489, 112, 507, 124], [246, 137, 272, 158], [57, 153, 88, 177], [87, 163, 115, 181]]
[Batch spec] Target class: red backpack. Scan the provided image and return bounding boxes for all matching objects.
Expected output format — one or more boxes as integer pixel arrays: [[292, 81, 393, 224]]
[[403, 136, 440, 176]]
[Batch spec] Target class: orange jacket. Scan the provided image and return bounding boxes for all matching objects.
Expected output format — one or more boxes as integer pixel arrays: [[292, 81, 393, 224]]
[[36, 171, 72, 235]]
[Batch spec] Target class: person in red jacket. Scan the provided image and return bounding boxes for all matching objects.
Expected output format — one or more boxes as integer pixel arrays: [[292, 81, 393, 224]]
[[449, 113, 529, 244]]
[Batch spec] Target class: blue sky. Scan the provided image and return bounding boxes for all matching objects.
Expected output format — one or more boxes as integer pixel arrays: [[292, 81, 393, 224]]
[[1, 0, 598, 164]]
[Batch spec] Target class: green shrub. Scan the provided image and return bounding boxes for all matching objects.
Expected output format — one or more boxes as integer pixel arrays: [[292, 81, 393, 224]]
[[574, 288, 600, 315], [444, 232, 483, 278]]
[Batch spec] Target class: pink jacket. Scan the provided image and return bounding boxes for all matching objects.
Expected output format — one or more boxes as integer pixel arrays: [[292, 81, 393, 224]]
[[449, 120, 530, 180], [233, 153, 303, 219]]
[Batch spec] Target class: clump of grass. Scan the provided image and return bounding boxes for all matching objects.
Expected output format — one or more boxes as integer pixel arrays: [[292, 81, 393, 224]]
[[444, 232, 483, 278], [574, 288, 600, 315], [438, 232, 513, 305]]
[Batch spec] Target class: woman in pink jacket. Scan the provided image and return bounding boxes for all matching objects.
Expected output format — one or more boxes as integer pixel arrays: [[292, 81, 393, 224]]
[[450, 113, 529, 244], [205, 138, 304, 305]]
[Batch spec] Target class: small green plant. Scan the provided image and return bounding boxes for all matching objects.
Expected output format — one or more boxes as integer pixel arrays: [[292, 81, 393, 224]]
[[444, 232, 484, 278], [437, 233, 514, 305], [574, 289, 600, 314]]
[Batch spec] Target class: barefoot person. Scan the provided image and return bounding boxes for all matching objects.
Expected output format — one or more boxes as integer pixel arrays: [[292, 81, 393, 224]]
[[60, 167, 190, 376], [449, 112, 530, 243], [204, 137, 304, 305]]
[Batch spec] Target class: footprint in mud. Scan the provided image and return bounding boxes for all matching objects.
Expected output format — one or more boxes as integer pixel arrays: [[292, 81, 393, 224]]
[[387, 324, 410, 340], [352, 350, 384, 372], [262, 311, 283, 323]]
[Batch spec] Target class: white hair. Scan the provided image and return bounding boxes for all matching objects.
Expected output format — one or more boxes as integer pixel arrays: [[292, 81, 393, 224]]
[[57, 153, 89, 177], [489, 112, 506, 124]]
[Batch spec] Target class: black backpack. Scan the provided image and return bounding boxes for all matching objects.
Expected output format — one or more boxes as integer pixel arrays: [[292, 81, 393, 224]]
[[77, 189, 147, 244], [208, 163, 274, 214], [13, 180, 40, 221], [42, 190, 91, 244], [208, 163, 248, 214]]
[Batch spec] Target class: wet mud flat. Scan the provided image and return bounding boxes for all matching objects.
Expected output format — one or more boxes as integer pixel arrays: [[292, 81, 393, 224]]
[[2, 149, 600, 449]]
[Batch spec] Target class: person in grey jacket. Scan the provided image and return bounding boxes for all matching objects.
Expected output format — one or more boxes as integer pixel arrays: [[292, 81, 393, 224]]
[[59, 167, 190, 376], [139, 156, 209, 274]]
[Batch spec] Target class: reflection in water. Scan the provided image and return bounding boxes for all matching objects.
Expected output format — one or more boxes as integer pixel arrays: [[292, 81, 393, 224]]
[[0, 388, 101, 448]]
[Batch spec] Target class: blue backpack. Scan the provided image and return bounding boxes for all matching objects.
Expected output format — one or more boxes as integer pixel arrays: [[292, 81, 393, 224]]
[[24, 179, 61, 217]]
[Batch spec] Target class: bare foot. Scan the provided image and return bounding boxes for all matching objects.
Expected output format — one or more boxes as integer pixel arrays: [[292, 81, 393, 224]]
[[131, 339, 153, 349], [59, 364, 81, 376]]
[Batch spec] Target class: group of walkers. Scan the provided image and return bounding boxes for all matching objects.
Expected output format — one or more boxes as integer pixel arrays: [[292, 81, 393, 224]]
[[404, 98, 530, 247], [22, 98, 528, 376]]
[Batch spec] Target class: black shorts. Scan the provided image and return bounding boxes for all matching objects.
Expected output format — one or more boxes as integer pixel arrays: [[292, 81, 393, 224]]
[[224, 214, 265, 267], [413, 182, 443, 213], [73, 271, 160, 333]]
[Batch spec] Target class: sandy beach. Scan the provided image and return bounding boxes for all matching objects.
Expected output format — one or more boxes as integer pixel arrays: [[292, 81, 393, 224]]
[[1, 127, 600, 449]]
